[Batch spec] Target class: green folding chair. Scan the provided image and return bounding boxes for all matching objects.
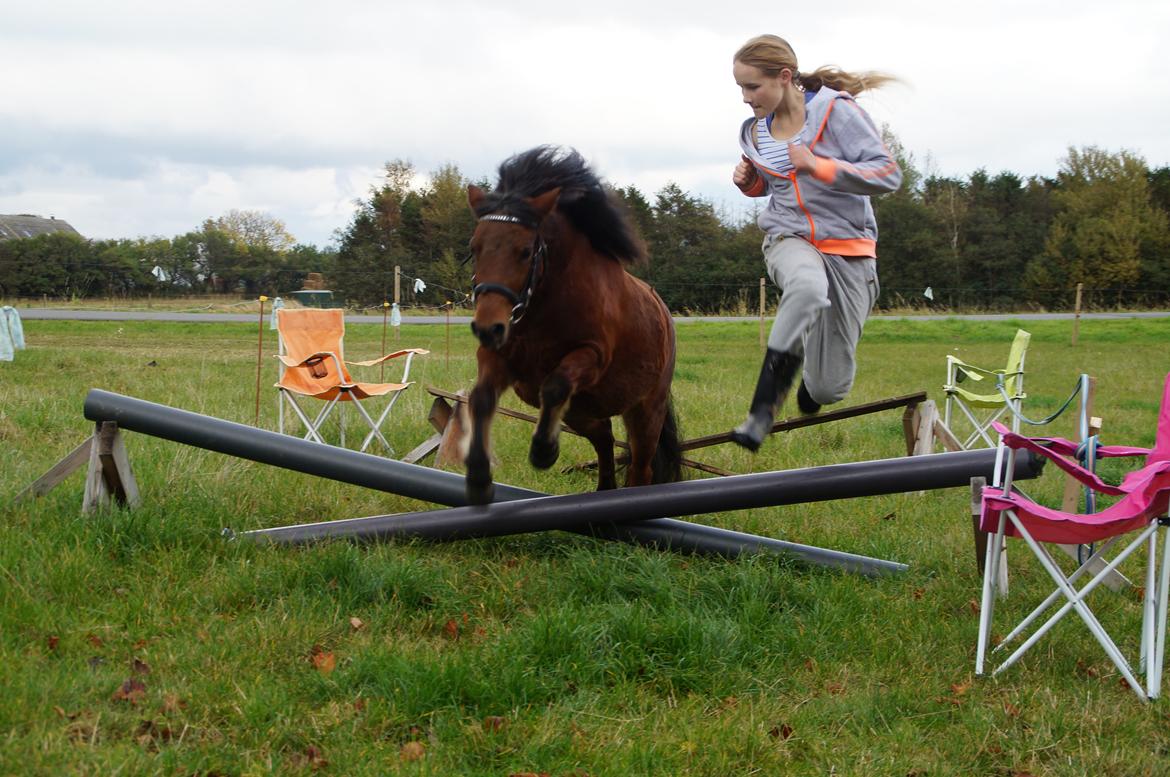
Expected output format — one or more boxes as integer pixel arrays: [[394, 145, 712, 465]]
[[943, 329, 1031, 449]]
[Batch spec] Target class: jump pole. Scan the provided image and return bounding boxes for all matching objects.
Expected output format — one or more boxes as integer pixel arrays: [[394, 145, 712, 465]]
[[83, 390, 902, 573], [82, 389, 1042, 577], [239, 447, 1044, 558]]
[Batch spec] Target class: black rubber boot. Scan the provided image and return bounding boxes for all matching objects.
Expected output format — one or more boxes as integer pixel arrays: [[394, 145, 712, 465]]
[[730, 349, 801, 452], [796, 381, 822, 416]]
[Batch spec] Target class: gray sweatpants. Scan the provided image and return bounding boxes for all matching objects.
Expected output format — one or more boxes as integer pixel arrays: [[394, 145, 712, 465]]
[[762, 235, 879, 406]]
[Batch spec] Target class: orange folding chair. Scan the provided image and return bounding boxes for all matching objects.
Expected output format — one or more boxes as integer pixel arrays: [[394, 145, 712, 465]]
[[274, 308, 427, 453]]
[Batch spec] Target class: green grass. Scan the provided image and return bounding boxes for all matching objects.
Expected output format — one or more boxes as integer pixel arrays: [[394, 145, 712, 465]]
[[4, 317, 1170, 775]]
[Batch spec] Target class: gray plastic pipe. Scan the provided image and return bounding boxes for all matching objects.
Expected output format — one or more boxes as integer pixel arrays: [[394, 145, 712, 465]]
[[84, 389, 1042, 577]]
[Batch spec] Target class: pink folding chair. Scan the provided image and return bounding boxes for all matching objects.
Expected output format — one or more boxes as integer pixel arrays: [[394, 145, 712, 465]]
[[975, 372, 1170, 701]]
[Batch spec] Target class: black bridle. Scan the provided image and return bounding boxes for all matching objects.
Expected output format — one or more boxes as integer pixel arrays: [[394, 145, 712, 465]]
[[467, 213, 548, 325]]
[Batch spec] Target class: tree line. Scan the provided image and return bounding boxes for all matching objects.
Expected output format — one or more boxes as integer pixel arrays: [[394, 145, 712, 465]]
[[3, 143, 1168, 312]]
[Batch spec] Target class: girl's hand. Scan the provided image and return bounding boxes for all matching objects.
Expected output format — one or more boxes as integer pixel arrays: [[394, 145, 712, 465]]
[[732, 157, 754, 187], [788, 142, 816, 174]]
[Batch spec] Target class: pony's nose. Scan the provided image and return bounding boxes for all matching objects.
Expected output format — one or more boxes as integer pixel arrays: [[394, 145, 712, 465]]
[[470, 321, 507, 349]]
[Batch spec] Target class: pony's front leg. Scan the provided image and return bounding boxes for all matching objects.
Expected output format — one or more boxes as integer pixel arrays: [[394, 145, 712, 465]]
[[568, 414, 617, 491], [465, 350, 511, 505], [529, 346, 604, 470]]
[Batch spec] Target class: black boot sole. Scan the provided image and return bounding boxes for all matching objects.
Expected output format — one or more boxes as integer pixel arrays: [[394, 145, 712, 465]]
[[729, 428, 763, 452]]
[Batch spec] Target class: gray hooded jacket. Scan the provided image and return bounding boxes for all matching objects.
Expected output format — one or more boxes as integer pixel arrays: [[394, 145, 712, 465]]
[[738, 86, 902, 258]]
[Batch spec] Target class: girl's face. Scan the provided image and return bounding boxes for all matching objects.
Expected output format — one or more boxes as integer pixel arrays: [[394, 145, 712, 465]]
[[733, 61, 790, 119]]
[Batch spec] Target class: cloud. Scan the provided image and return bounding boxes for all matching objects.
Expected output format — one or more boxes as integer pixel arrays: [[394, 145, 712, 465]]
[[3, 1, 1169, 245]]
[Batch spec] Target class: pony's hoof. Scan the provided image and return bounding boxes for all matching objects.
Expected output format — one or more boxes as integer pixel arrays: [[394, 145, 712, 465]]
[[528, 437, 560, 469], [466, 477, 495, 505]]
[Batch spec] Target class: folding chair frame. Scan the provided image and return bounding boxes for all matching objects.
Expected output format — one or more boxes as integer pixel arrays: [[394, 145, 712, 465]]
[[274, 314, 423, 454], [975, 435, 1170, 701], [943, 330, 1030, 450]]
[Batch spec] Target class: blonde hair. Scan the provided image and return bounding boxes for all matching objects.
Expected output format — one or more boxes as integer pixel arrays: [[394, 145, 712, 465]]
[[734, 34, 896, 96]]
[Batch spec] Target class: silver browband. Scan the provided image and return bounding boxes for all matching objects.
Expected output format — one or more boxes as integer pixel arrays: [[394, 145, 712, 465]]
[[479, 214, 526, 225]]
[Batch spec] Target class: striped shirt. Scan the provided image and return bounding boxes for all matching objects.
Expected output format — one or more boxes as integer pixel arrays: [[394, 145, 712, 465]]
[[755, 116, 803, 175]]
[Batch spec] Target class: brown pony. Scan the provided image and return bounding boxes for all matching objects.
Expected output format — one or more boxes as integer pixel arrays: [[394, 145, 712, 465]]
[[463, 146, 682, 505]]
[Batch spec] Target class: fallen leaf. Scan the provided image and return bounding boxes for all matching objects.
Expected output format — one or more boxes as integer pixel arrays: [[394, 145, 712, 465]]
[[132, 658, 151, 675], [160, 694, 187, 714], [47, 635, 60, 651], [950, 680, 972, 696], [349, 617, 365, 631], [310, 648, 336, 675], [87, 635, 104, 648], [112, 678, 147, 704], [825, 682, 846, 696], [1076, 659, 1100, 678], [768, 723, 794, 740], [967, 599, 981, 614], [1004, 701, 1021, 718], [400, 741, 426, 761], [290, 745, 328, 771], [353, 698, 367, 713], [483, 715, 507, 732], [912, 588, 924, 600], [443, 619, 459, 640], [134, 719, 173, 747]]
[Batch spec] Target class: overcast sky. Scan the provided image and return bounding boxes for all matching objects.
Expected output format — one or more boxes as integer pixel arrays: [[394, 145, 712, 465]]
[[4, 0, 1169, 248]]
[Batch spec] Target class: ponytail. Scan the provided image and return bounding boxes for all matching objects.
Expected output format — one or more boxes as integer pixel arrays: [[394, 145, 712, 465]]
[[735, 35, 898, 97], [797, 66, 897, 96]]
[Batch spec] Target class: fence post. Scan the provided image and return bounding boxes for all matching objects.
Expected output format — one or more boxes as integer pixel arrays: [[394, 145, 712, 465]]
[[394, 266, 401, 343], [759, 278, 766, 348], [1072, 282, 1083, 346]]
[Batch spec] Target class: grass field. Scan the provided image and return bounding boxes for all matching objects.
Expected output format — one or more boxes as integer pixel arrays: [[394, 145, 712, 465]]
[[3, 315, 1170, 775]]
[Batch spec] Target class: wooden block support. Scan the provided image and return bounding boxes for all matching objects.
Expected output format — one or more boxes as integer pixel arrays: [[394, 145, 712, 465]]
[[79, 422, 141, 513], [14, 438, 93, 502], [17, 422, 140, 513]]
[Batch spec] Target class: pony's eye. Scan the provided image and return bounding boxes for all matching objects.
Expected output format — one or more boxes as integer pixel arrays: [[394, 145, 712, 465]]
[[519, 247, 531, 261]]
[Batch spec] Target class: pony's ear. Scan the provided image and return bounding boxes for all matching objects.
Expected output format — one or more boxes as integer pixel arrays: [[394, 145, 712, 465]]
[[467, 184, 486, 211], [528, 187, 562, 218]]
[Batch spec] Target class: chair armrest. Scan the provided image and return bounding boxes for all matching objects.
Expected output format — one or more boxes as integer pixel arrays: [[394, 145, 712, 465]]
[[278, 350, 343, 370], [991, 421, 1147, 496], [346, 348, 430, 368]]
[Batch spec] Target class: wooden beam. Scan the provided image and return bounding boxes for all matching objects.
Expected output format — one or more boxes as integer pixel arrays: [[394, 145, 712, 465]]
[[15, 437, 93, 502], [675, 392, 928, 453]]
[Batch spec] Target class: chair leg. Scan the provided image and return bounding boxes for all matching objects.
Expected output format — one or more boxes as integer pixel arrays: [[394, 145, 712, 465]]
[[995, 535, 1124, 654], [360, 390, 406, 453], [1004, 518, 1151, 700], [350, 396, 394, 454], [1143, 530, 1156, 678], [1152, 523, 1170, 699], [976, 515, 1007, 675]]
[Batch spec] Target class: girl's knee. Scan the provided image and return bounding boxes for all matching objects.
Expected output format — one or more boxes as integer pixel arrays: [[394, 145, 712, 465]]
[[804, 375, 853, 405]]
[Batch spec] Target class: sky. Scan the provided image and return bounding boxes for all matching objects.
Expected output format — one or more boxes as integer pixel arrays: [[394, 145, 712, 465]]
[[4, 0, 1169, 249]]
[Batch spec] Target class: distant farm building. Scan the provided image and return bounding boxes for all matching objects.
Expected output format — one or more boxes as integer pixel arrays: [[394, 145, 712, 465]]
[[0, 214, 81, 241]]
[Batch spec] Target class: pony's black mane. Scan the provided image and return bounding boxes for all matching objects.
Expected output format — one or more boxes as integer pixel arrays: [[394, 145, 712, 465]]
[[474, 145, 645, 265]]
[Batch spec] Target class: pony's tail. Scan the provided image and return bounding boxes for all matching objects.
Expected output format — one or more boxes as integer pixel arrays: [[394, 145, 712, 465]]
[[651, 396, 685, 484]]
